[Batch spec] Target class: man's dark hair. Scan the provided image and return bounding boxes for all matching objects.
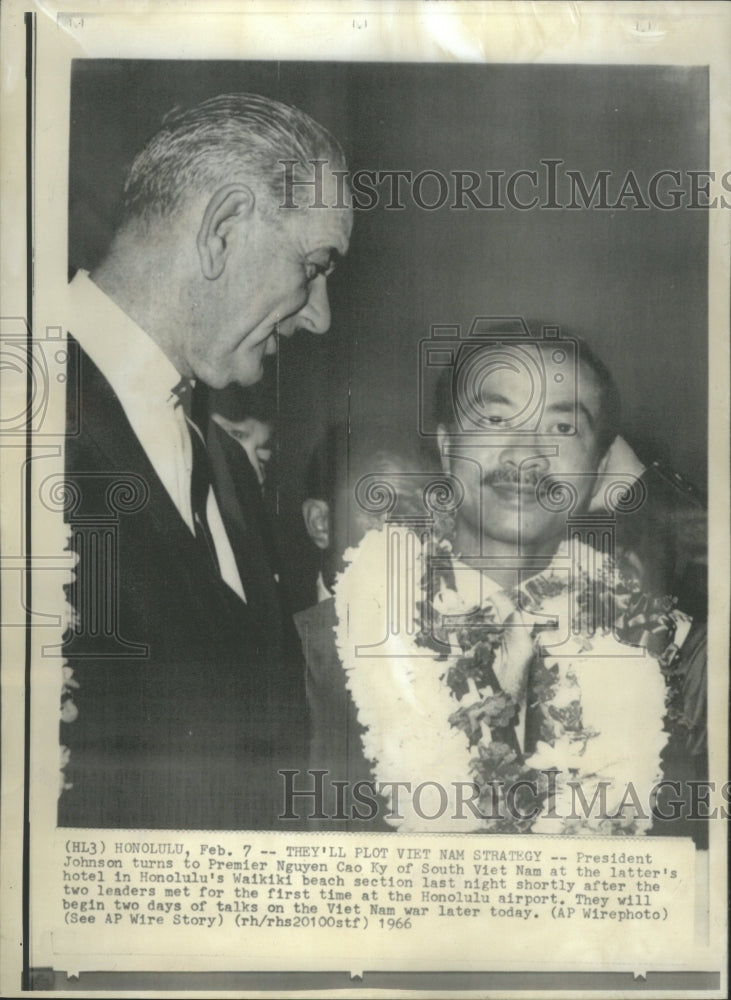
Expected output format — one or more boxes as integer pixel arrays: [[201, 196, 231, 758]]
[[432, 330, 621, 457], [209, 382, 274, 427], [304, 421, 431, 507], [304, 420, 439, 592]]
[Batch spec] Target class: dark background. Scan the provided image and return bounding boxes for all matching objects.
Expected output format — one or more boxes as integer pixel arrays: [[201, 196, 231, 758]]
[[69, 60, 708, 609]]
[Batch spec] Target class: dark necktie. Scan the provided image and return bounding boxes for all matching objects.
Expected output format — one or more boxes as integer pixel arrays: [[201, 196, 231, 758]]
[[173, 378, 220, 575]]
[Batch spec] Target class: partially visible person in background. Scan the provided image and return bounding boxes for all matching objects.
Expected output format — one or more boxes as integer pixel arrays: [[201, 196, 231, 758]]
[[211, 383, 274, 490], [300, 421, 345, 605], [295, 421, 439, 828], [588, 434, 707, 624], [620, 467, 705, 623]]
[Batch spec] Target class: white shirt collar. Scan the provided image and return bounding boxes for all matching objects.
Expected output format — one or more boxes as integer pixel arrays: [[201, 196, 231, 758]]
[[69, 269, 184, 410]]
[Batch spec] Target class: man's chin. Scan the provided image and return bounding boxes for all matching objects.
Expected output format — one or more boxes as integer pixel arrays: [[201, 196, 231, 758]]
[[226, 348, 279, 388], [488, 483, 542, 509], [482, 511, 566, 556], [219, 365, 265, 390]]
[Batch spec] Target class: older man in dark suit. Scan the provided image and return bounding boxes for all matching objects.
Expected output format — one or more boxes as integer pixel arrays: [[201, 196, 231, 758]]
[[59, 93, 352, 829]]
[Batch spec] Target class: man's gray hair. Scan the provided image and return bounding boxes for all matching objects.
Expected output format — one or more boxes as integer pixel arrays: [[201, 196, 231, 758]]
[[120, 92, 347, 223]]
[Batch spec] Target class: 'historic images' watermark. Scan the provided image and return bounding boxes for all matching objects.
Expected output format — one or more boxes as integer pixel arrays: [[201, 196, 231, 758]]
[[279, 770, 731, 826], [280, 158, 731, 212]]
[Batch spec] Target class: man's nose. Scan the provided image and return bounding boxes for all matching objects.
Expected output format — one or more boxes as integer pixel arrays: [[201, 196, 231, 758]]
[[295, 276, 332, 335], [498, 440, 551, 474]]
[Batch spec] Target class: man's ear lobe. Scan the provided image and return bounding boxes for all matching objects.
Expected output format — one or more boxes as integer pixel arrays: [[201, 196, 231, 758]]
[[302, 499, 331, 550], [436, 424, 452, 474], [197, 184, 255, 280]]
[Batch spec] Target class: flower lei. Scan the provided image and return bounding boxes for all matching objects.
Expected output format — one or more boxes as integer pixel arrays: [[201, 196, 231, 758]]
[[334, 525, 691, 835], [59, 574, 80, 796]]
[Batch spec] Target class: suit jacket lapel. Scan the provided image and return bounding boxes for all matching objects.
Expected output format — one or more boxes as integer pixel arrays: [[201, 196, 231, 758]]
[[68, 335, 251, 610], [206, 419, 283, 629]]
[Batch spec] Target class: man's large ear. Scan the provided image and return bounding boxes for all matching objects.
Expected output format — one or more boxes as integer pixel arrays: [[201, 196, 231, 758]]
[[588, 435, 646, 511], [197, 184, 255, 280], [436, 424, 452, 474], [588, 438, 614, 507], [302, 498, 331, 550]]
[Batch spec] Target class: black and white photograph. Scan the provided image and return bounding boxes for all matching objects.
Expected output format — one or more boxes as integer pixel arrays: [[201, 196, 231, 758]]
[[0, 2, 728, 996], [60, 55, 713, 832]]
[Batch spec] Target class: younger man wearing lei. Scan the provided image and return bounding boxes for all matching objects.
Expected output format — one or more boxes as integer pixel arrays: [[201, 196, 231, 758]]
[[335, 329, 707, 839]]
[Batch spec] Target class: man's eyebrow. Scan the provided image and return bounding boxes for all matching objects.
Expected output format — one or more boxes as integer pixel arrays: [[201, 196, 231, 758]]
[[476, 391, 513, 405], [546, 400, 595, 428]]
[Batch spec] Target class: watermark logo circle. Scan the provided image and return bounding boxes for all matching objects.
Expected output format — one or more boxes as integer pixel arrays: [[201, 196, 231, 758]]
[[452, 342, 545, 431]]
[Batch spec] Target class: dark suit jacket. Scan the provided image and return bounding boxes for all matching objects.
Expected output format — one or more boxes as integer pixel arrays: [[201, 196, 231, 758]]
[[59, 340, 306, 829]]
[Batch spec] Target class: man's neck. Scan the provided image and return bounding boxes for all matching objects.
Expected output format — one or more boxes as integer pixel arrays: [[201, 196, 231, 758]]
[[90, 237, 192, 377], [453, 518, 558, 591]]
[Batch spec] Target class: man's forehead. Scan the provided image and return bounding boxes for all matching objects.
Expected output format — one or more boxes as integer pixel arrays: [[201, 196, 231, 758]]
[[276, 199, 349, 254], [307, 203, 352, 254], [320, 209, 352, 255], [285, 169, 353, 250], [460, 343, 601, 415]]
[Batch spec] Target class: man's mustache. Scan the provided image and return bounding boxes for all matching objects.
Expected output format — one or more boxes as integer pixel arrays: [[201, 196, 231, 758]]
[[482, 468, 558, 491]]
